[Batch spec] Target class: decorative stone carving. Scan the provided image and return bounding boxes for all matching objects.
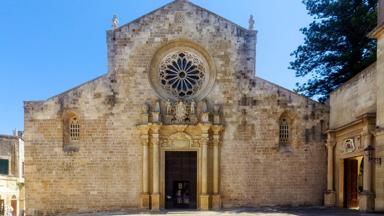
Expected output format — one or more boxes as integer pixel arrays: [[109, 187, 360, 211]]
[[175, 101, 188, 123], [142, 103, 149, 114], [249, 15, 255, 30], [343, 138, 356, 153], [154, 100, 161, 112], [141, 103, 150, 124], [112, 15, 119, 30], [160, 139, 169, 148], [162, 100, 199, 124], [191, 139, 200, 148], [190, 100, 196, 115], [201, 100, 208, 112], [168, 132, 192, 149], [166, 99, 172, 115], [141, 99, 224, 125], [159, 51, 206, 99], [213, 104, 221, 124], [152, 101, 161, 123]]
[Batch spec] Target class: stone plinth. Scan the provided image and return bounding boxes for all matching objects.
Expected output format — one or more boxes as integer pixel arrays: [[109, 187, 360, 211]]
[[359, 191, 374, 212], [151, 194, 160, 211], [140, 193, 150, 209], [200, 194, 210, 210], [324, 191, 336, 207], [212, 194, 221, 210]]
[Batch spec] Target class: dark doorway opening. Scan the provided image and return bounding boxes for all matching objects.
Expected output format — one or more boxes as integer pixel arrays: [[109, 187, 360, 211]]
[[165, 151, 197, 209], [11, 197, 17, 216], [344, 158, 359, 209]]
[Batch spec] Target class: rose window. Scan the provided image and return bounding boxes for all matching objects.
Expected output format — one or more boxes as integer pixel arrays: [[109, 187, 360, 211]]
[[159, 51, 206, 98]]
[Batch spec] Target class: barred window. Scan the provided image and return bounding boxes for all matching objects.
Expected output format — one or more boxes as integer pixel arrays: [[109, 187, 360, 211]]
[[70, 116, 80, 141], [279, 118, 289, 146]]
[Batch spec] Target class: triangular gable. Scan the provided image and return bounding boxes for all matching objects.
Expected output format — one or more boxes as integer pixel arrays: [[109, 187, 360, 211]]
[[117, 0, 249, 31]]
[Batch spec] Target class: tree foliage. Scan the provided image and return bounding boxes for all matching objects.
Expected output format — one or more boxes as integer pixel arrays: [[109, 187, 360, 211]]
[[290, 0, 377, 102]]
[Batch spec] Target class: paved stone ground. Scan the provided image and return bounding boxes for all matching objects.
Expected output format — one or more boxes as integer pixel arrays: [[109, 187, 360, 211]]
[[61, 207, 384, 216]]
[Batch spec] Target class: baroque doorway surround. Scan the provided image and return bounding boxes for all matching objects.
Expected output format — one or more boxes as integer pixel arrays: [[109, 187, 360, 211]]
[[137, 100, 224, 210]]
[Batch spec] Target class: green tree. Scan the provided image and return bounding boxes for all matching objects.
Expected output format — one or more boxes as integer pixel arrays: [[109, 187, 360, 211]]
[[290, 0, 377, 102]]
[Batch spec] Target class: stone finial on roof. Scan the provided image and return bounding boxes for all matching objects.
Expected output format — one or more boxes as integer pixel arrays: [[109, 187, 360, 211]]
[[249, 15, 255, 30], [112, 15, 119, 30]]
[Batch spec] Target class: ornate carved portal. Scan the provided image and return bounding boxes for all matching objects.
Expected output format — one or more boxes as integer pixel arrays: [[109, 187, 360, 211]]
[[137, 99, 224, 210]]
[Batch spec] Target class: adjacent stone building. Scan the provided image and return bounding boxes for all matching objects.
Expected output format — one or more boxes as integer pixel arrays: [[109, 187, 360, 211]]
[[323, 0, 384, 212], [0, 130, 25, 216], [24, 0, 329, 215]]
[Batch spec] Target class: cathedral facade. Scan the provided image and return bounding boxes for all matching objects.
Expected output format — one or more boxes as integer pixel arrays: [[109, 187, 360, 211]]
[[24, 1, 329, 215]]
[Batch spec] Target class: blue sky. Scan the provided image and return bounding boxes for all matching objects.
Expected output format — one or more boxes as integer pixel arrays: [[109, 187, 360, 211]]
[[0, 0, 311, 135]]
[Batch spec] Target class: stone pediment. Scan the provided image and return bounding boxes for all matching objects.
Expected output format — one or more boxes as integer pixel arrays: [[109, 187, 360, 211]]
[[115, 0, 250, 32]]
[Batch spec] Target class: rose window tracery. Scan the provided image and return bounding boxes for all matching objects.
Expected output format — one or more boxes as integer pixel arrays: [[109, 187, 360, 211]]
[[159, 51, 206, 98]]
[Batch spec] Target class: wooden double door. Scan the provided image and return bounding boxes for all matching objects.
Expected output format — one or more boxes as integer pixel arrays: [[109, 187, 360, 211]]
[[165, 151, 197, 209]]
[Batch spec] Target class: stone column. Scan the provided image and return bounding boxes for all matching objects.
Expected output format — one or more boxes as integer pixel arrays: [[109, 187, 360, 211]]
[[212, 125, 222, 210], [139, 125, 150, 209], [200, 124, 210, 210], [151, 125, 161, 210], [324, 132, 336, 207], [360, 131, 374, 212]]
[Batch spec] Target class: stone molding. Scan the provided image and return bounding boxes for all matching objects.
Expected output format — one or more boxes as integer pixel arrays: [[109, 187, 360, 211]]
[[137, 116, 224, 210]]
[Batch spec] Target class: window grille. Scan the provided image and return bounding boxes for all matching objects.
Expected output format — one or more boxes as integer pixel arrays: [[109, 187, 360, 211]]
[[70, 117, 80, 141], [279, 119, 289, 146]]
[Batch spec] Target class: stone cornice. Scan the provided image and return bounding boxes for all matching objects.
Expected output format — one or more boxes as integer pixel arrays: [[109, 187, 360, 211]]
[[211, 125, 224, 134], [329, 113, 376, 133], [198, 123, 212, 133]]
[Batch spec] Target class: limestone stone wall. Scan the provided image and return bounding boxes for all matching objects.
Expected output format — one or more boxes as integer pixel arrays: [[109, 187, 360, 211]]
[[374, 13, 384, 210], [24, 1, 329, 215], [219, 77, 328, 207], [24, 77, 142, 215], [329, 63, 377, 129]]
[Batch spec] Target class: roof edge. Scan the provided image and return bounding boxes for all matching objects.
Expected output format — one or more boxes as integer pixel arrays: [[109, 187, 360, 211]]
[[330, 61, 377, 96], [25, 74, 107, 103], [0, 135, 19, 140], [115, 0, 251, 32], [255, 76, 325, 105]]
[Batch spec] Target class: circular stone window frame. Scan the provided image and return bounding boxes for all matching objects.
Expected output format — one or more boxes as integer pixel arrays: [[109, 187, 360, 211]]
[[149, 41, 217, 101]]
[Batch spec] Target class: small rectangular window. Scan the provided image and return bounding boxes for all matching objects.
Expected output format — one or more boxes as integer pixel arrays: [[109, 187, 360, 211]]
[[70, 119, 80, 141], [0, 159, 9, 175], [279, 120, 289, 146]]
